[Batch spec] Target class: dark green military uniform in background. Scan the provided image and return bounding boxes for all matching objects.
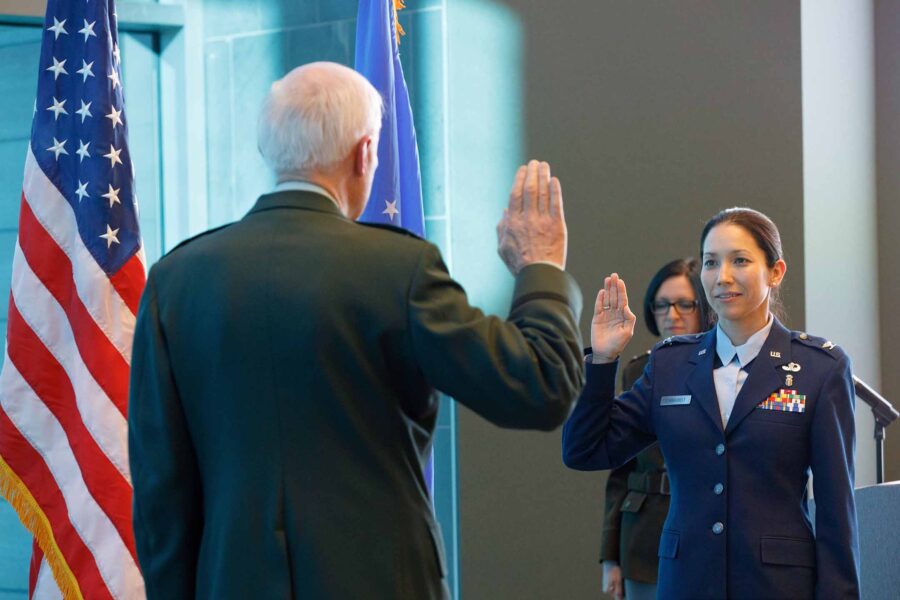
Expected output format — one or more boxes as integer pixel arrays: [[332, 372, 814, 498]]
[[599, 351, 669, 584], [128, 190, 585, 600]]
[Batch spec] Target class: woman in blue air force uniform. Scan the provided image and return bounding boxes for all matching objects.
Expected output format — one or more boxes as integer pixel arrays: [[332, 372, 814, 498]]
[[563, 208, 859, 599]]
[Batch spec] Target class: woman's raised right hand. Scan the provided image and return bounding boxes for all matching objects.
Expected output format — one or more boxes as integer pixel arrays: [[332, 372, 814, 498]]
[[590, 273, 636, 363]]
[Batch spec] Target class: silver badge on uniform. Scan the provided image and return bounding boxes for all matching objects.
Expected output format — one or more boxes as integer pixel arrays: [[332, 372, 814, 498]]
[[661, 395, 692, 406]]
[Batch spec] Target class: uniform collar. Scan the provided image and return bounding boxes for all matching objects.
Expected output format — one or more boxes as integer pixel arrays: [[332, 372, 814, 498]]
[[715, 315, 774, 369], [685, 318, 792, 435], [248, 189, 346, 218], [273, 180, 340, 207]]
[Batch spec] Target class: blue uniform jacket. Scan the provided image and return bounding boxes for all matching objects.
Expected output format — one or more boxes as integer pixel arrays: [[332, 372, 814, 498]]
[[562, 319, 860, 599]]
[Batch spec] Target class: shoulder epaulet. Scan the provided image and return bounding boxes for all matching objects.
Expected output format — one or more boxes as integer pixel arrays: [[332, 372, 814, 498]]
[[625, 350, 651, 367], [792, 331, 841, 359], [162, 222, 235, 258], [654, 333, 704, 351], [358, 221, 423, 240]]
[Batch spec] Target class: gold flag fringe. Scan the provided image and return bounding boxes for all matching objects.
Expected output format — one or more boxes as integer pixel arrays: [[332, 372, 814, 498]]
[[393, 0, 407, 44], [0, 454, 84, 600]]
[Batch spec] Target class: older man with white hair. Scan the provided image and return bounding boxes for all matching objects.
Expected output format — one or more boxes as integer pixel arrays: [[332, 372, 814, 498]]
[[128, 62, 585, 599]]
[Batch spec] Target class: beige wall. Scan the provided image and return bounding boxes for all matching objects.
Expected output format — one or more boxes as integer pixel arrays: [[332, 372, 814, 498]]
[[450, 2, 805, 598], [875, 0, 900, 483], [801, 0, 879, 488]]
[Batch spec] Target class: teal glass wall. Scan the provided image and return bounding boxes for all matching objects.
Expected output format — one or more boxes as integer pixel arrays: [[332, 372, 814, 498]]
[[0, 25, 41, 597]]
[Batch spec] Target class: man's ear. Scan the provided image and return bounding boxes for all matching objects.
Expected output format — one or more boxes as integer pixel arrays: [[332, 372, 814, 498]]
[[353, 135, 375, 177]]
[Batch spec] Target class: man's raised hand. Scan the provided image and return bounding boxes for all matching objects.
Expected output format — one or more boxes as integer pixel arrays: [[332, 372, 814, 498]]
[[496, 160, 567, 275]]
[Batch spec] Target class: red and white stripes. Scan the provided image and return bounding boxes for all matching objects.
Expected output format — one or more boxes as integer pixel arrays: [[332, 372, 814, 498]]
[[0, 147, 146, 599]]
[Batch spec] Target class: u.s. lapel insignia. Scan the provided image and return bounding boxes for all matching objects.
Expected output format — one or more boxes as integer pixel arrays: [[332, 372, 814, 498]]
[[698, 348, 707, 356], [758, 389, 807, 413], [769, 351, 781, 358]]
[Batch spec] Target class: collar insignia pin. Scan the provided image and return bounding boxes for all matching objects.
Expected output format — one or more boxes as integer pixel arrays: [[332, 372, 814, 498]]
[[770, 351, 781, 358], [782, 362, 801, 373], [698, 349, 707, 356]]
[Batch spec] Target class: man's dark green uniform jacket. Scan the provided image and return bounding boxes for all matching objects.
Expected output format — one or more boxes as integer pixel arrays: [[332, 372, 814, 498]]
[[128, 191, 585, 599]]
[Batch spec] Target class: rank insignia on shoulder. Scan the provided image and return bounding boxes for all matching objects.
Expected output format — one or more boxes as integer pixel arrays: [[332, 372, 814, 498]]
[[758, 389, 806, 413], [822, 341, 835, 350]]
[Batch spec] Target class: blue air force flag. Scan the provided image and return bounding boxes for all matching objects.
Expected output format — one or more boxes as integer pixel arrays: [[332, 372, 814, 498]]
[[354, 0, 425, 236]]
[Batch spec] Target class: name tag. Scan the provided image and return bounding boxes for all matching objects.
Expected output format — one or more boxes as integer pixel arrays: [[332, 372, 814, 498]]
[[661, 395, 692, 406]]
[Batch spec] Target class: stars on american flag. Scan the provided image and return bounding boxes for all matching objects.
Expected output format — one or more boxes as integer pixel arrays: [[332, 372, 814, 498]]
[[99, 224, 120, 248], [107, 68, 120, 90], [75, 180, 89, 201], [76, 140, 90, 162], [35, 5, 139, 266], [47, 97, 67, 119], [47, 137, 68, 160], [75, 100, 92, 122], [103, 145, 123, 167], [46, 57, 68, 79], [101, 184, 121, 208], [76, 60, 94, 82], [47, 17, 67, 40], [106, 105, 122, 128], [78, 19, 97, 42]]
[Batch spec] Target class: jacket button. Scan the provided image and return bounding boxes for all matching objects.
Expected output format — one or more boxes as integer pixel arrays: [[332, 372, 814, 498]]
[[712, 522, 724, 534], [715, 443, 725, 456], [714, 483, 724, 495]]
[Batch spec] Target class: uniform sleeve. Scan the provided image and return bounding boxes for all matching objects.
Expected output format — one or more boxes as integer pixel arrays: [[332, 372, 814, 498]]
[[128, 273, 203, 598], [599, 458, 635, 563], [407, 243, 585, 430], [562, 354, 657, 470], [810, 353, 860, 599]]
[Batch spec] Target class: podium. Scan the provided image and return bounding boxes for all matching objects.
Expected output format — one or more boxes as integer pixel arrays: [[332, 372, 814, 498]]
[[856, 482, 900, 599]]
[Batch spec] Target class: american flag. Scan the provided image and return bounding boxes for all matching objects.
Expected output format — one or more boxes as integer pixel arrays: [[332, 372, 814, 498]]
[[0, 0, 146, 598]]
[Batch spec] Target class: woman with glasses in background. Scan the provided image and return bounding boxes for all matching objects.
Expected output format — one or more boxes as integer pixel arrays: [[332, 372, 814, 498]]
[[600, 258, 711, 600]]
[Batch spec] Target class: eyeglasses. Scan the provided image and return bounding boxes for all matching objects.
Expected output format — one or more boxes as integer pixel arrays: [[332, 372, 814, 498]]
[[651, 299, 698, 315]]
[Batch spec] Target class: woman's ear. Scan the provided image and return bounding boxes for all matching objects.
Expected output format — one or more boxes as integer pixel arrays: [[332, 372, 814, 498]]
[[770, 258, 787, 287]]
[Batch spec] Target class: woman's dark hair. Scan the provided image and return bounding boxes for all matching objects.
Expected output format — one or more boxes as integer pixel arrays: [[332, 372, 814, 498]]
[[643, 257, 712, 337], [699, 207, 785, 320]]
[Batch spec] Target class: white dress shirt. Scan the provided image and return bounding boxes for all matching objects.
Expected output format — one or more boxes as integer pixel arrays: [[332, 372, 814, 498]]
[[713, 316, 774, 426]]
